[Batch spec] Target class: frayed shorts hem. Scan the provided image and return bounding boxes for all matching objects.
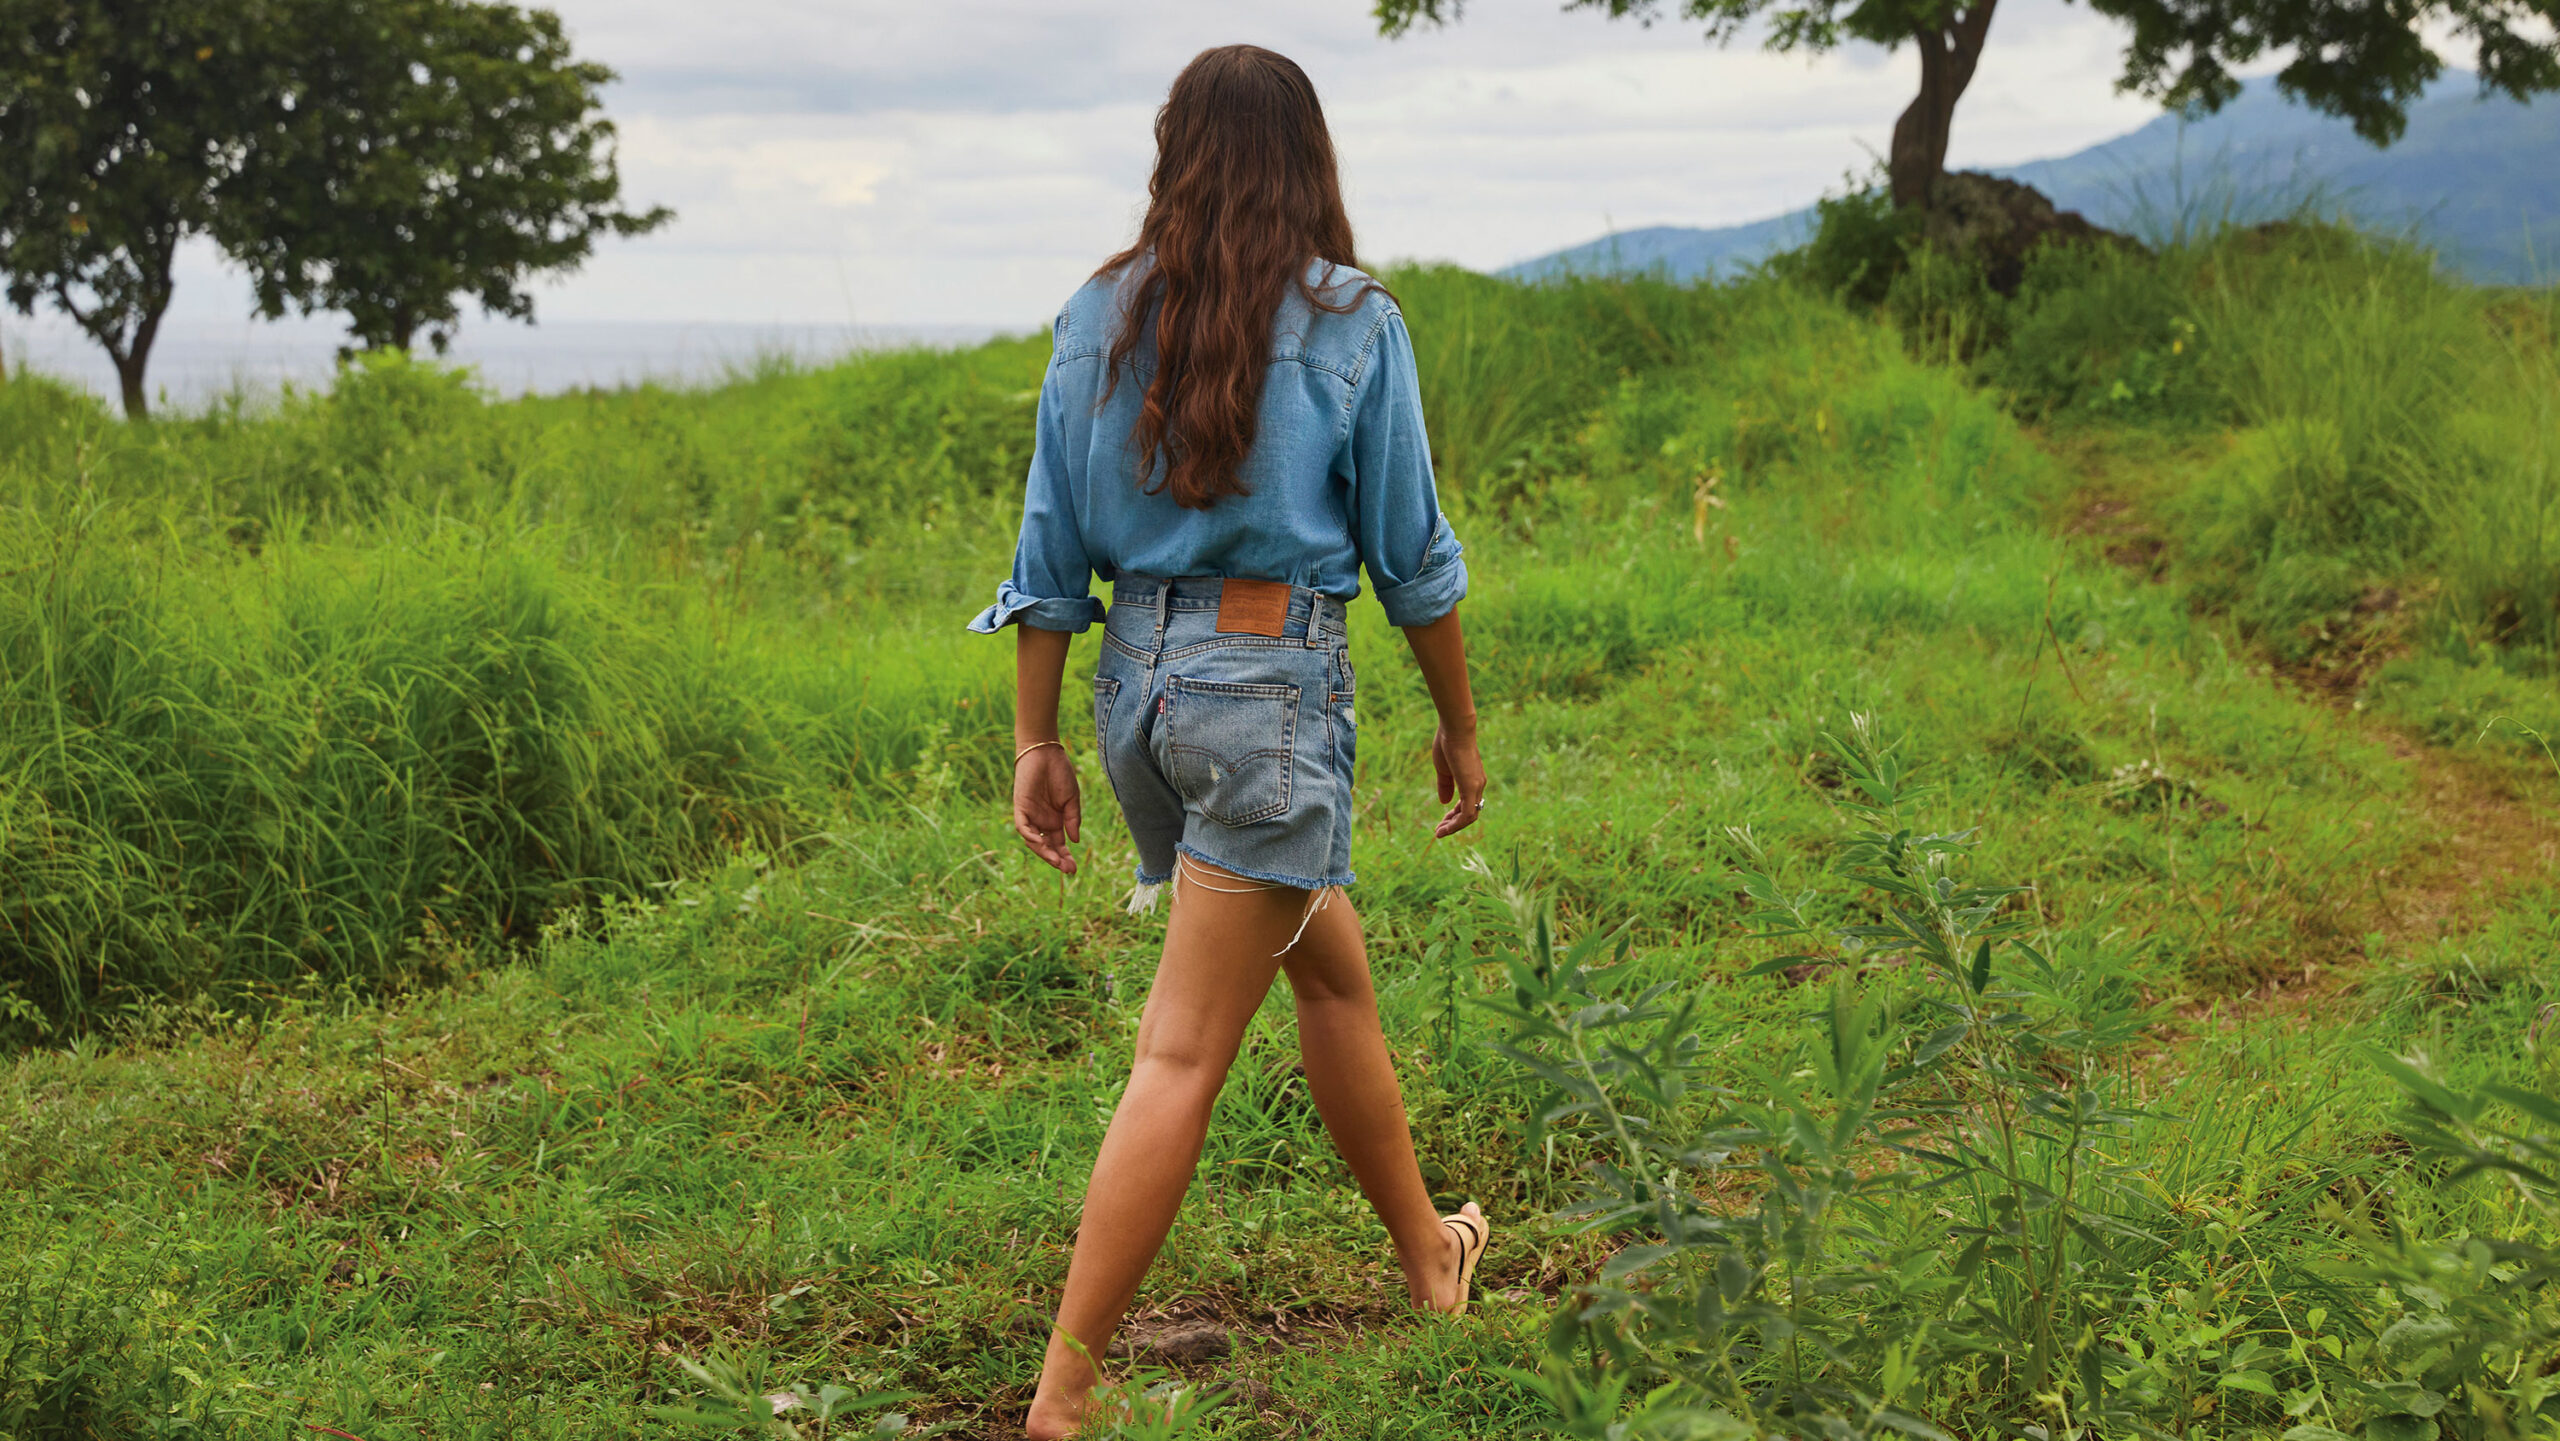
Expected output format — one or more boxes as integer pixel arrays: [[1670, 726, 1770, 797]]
[[1173, 840, 1353, 893]]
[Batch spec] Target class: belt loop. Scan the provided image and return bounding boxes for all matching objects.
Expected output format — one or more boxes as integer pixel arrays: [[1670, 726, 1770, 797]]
[[1152, 577, 1171, 647]]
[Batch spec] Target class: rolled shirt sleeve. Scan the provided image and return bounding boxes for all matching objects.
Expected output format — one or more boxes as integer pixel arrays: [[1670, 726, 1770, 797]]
[[968, 349, 1106, 635], [1345, 310, 1468, 627]]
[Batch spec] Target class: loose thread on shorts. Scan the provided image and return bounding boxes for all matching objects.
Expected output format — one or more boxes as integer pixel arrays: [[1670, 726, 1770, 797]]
[[1172, 854, 1331, 957]]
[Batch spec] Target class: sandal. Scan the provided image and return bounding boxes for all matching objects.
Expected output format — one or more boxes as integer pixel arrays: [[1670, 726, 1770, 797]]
[[1438, 1206, 1489, 1315]]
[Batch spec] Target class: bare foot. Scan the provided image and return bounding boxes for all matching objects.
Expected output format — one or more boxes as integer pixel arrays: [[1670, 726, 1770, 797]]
[[1028, 1389, 1173, 1440], [1024, 1349, 1091, 1440], [1411, 1201, 1486, 1313]]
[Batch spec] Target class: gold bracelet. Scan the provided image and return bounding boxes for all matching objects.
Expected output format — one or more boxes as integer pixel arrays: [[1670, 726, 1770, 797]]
[[1014, 739, 1066, 765]]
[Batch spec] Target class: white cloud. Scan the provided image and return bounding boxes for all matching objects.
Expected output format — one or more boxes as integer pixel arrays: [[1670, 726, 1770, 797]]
[[145, 0, 2198, 330]]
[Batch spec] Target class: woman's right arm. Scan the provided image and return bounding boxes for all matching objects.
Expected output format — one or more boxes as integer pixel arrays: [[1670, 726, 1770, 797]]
[[971, 315, 1103, 871], [1013, 624, 1081, 873]]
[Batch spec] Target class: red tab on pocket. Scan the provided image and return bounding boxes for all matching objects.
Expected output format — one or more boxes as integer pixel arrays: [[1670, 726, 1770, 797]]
[[1215, 578, 1292, 637]]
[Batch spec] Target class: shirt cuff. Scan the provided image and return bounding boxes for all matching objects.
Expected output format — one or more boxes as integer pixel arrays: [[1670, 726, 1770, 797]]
[[1373, 526, 1469, 628], [967, 580, 1106, 634]]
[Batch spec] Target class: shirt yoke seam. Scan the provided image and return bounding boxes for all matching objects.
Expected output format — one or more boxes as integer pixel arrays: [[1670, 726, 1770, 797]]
[[1053, 344, 1364, 386]]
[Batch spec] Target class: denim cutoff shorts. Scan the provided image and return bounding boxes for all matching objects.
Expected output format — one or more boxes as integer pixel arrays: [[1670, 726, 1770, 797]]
[[1094, 576, 1357, 891]]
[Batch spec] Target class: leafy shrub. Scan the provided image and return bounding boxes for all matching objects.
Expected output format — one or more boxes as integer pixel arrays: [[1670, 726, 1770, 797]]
[[1988, 242, 2206, 418], [2316, 1057, 2560, 1441], [0, 1255, 234, 1439], [1765, 182, 1918, 310], [1492, 720, 2173, 1437], [1482, 721, 2560, 1440], [1880, 239, 2006, 364]]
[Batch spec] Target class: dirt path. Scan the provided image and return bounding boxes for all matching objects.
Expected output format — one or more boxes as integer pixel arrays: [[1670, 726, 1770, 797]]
[[2362, 736, 2557, 952], [2043, 428, 2557, 1017]]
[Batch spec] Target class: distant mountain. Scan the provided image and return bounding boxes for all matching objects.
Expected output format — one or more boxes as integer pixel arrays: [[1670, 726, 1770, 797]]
[[1503, 73, 2558, 285]]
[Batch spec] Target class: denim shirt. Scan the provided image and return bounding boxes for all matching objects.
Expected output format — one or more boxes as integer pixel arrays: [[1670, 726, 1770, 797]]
[[967, 259, 1467, 634]]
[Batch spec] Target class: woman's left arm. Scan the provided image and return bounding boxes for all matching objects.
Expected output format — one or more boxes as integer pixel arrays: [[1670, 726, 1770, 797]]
[[1401, 607, 1485, 838], [1345, 307, 1482, 837], [1012, 624, 1081, 874]]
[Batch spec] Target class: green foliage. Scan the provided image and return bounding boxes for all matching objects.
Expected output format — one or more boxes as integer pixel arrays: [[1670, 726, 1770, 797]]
[[1763, 182, 1917, 310], [0, 1252, 239, 1438], [0, 0, 289, 417], [0, 341, 1074, 1034], [220, 0, 671, 354], [1486, 728, 2560, 1440], [1489, 723, 2175, 1437], [1988, 242, 2207, 417], [2193, 235, 2558, 698], [0, 0, 664, 412], [1380, 0, 2560, 219], [2302, 1056, 2560, 1441], [651, 1349, 929, 1437], [1792, 211, 2560, 724], [1394, 263, 1735, 492], [0, 507, 888, 1030], [0, 256, 2549, 1434]]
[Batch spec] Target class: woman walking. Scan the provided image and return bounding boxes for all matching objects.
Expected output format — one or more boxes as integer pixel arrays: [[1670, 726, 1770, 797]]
[[967, 44, 1491, 1439]]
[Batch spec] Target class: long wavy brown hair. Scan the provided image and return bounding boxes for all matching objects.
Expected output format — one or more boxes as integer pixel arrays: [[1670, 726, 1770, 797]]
[[1097, 45, 1375, 509]]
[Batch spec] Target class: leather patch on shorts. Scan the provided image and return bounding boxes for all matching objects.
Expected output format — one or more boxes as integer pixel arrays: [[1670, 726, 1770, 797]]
[[1215, 578, 1292, 637]]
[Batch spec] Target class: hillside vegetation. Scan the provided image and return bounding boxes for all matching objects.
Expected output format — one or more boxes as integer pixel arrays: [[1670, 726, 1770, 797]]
[[0, 228, 2552, 1439]]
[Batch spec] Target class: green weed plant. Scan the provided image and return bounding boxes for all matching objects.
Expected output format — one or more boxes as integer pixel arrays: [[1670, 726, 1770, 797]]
[[1486, 724, 2558, 1440]]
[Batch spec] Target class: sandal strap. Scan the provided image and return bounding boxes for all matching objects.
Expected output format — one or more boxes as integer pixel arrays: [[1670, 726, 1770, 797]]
[[1442, 1213, 1487, 1259]]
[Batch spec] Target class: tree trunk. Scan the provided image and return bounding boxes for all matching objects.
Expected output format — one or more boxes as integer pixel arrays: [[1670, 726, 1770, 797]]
[[114, 354, 149, 419], [112, 301, 167, 421], [1887, 0, 1999, 210]]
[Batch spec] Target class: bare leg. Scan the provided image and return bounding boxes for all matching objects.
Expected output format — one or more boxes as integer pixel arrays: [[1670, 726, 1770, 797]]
[[1023, 864, 1483, 1438], [1023, 860, 1298, 1441], [1277, 889, 1474, 1310]]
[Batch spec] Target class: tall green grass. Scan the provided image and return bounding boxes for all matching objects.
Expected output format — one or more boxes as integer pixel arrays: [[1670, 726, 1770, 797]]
[[0, 267, 1999, 1032], [2178, 243, 2560, 654], [0, 359, 1048, 1029], [0, 246, 2551, 1436], [1830, 216, 2560, 753]]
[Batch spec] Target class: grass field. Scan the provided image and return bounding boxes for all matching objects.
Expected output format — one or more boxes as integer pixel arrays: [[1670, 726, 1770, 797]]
[[0, 230, 2554, 1439]]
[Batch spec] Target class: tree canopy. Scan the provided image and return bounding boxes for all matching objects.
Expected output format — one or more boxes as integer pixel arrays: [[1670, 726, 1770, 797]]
[[0, 0, 288, 418], [222, 0, 669, 355], [0, 0, 668, 418], [1376, 0, 2560, 212]]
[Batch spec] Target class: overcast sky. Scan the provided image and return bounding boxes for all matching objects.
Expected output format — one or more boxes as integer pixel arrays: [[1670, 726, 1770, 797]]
[[160, 0, 2206, 329]]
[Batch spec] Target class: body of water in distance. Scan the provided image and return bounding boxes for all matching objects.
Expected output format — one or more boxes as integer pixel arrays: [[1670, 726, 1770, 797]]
[[1, 315, 1019, 411]]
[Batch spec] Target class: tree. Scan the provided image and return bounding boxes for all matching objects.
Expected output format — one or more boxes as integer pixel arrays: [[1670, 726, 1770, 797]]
[[0, 0, 286, 418], [1375, 0, 2560, 213], [222, 0, 670, 355]]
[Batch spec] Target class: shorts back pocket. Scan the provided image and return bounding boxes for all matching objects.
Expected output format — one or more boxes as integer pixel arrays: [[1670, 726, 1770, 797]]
[[1160, 676, 1297, 827]]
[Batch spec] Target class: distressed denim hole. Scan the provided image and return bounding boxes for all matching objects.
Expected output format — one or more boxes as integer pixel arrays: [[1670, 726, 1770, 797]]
[[1161, 677, 1298, 827]]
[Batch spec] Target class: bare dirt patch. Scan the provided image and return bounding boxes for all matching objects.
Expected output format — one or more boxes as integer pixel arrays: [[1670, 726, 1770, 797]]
[[2362, 736, 2557, 952], [2044, 432, 2557, 1025]]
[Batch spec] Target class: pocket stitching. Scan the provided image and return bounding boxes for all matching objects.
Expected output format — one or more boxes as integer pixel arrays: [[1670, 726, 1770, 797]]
[[1164, 676, 1297, 827], [1093, 676, 1125, 812]]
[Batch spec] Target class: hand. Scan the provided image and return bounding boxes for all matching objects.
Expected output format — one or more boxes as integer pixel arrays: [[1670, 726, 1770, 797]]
[[1013, 744, 1081, 874], [1429, 721, 1486, 838]]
